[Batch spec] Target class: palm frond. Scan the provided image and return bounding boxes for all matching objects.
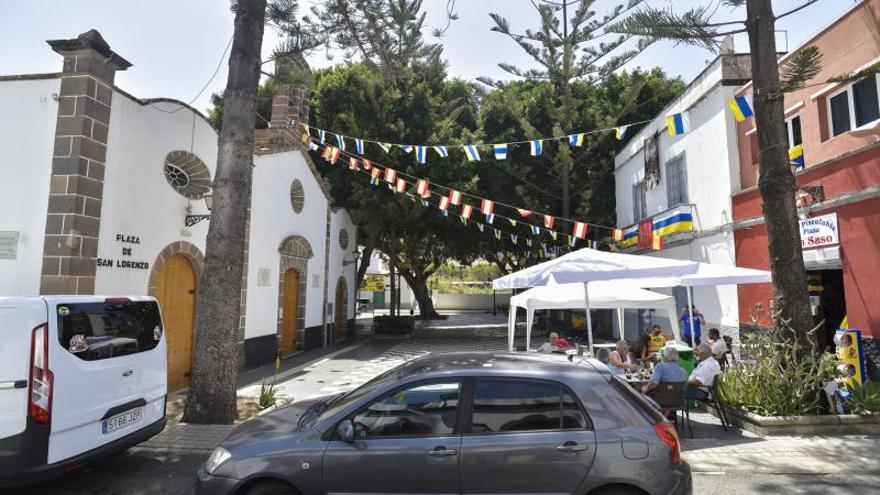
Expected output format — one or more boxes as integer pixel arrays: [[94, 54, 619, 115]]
[[779, 46, 823, 93]]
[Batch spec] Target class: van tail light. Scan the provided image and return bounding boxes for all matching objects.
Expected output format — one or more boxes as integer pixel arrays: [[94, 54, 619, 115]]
[[104, 297, 132, 304], [653, 422, 681, 465], [29, 323, 53, 424]]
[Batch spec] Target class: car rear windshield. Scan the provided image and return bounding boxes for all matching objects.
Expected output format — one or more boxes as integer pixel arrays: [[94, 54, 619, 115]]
[[57, 300, 163, 361], [609, 375, 665, 425]]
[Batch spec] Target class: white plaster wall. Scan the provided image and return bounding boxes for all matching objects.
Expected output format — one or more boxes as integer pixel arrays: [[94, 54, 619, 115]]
[[0, 78, 60, 296], [95, 95, 217, 295], [614, 59, 742, 231], [648, 231, 740, 330], [328, 208, 357, 322], [247, 150, 329, 339]]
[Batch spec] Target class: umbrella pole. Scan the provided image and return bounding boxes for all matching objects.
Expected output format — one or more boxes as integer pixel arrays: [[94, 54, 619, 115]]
[[617, 308, 624, 341], [583, 282, 594, 356], [686, 286, 696, 348]]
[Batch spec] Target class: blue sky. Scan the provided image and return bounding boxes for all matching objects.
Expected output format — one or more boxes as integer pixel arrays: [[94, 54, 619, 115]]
[[0, 0, 856, 114]]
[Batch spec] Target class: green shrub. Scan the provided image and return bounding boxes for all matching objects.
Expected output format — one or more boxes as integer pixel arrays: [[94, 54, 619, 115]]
[[259, 379, 278, 410], [717, 324, 838, 417], [847, 380, 880, 415]]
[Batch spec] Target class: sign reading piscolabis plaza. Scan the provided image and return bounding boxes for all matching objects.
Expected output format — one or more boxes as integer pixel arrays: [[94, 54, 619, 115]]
[[799, 212, 839, 250], [361, 275, 385, 292]]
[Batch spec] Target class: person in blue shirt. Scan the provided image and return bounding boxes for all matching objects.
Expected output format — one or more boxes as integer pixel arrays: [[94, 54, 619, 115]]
[[642, 347, 689, 395], [680, 305, 706, 346]]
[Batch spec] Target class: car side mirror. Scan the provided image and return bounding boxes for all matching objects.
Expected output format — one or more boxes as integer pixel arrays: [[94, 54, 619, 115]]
[[337, 420, 354, 443]]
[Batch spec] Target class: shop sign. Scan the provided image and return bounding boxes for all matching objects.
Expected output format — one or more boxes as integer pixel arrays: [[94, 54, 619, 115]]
[[0, 231, 19, 260], [361, 275, 385, 292], [96, 233, 150, 270], [800, 213, 839, 250]]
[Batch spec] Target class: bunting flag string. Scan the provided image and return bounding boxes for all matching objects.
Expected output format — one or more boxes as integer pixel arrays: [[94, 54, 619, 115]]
[[299, 116, 662, 164], [307, 134, 624, 246], [727, 96, 754, 123]]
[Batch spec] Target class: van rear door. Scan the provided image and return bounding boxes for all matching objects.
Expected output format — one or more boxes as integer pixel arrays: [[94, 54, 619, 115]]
[[0, 298, 48, 441], [46, 297, 166, 464]]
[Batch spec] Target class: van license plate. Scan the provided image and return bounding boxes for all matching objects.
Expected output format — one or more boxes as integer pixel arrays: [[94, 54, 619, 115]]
[[101, 407, 144, 434]]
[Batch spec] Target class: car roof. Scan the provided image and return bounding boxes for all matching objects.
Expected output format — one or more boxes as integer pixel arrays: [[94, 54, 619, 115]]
[[394, 351, 610, 385]]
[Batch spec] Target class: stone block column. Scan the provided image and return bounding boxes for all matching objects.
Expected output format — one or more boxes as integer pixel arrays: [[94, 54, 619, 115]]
[[269, 52, 312, 129], [40, 30, 131, 294]]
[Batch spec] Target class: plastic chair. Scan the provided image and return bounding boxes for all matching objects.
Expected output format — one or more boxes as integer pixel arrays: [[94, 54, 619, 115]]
[[651, 381, 686, 429], [683, 378, 728, 438]]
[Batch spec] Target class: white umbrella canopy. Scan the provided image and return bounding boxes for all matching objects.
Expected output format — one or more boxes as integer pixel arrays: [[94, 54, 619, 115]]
[[492, 247, 700, 289], [628, 262, 771, 288], [493, 248, 700, 354], [507, 281, 680, 351], [623, 262, 772, 348]]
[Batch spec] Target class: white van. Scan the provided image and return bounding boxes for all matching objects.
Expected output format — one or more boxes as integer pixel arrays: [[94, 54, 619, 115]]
[[0, 296, 167, 486]]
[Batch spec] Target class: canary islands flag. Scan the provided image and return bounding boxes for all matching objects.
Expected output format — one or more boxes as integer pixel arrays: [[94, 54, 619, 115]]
[[666, 113, 687, 136], [789, 145, 805, 169], [727, 96, 754, 123], [568, 134, 584, 147]]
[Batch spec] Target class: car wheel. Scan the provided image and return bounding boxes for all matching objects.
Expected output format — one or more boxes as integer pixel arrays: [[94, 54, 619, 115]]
[[245, 480, 299, 495]]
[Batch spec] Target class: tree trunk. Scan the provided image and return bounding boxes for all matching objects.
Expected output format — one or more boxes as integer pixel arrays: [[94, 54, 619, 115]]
[[745, 0, 814, 341], [183, 0, 267, 424], [389, 259, 397, 317], [356, 244, 374, 291], [400, 270, 439, 319]]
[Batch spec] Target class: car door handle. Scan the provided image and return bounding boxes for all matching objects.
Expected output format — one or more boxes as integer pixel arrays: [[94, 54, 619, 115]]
[[557, 441, 588, 452], [426, 447, 457, 457]]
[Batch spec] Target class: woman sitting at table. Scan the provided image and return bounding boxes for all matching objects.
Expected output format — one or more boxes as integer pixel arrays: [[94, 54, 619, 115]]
[[608, 340, 639, 375]]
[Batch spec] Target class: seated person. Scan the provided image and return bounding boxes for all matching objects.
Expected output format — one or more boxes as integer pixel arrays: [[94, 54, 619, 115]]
[[537, 332, 564, 353], [641, 325, 668, 362], [608, 339, 639, 375], [642, 347, 688, 395], [682, 343, 721, 400], [707, 328, 728, 359]]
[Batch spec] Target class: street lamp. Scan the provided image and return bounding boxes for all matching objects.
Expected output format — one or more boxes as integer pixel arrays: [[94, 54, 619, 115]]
[[185, 194, 213, 227]]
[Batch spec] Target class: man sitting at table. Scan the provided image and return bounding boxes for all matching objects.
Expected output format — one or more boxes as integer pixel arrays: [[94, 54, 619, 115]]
[[707, 328, 728, 359], [608, 340, 639, 375], [682, 343, 721, 400], [537, 332, 565, 353], [642, 347, 688, 395]]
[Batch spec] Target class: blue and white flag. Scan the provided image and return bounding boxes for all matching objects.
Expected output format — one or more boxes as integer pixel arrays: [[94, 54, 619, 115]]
[[568, 236, 577, 247], [463, 145, 480, 162], [319, 129, 326, 143], [485, 214, 494, 225], [415, 146, 427, 164], [421, 199, 430, 207], [433, 145, 448, 158], [530, 140, 543, 156], [335, 134, 346, 150], [591, 240, 598, 249], [355, 138, 364, 155], [400, 144, 413, 153], [477, 223, 485, 232], [531, 225, 541, 235], [378, 142, 392, 153], [510, 234, 518, 244], [493, 144, 508, 160]]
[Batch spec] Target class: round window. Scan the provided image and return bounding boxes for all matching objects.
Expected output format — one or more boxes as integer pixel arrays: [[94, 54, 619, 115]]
[[290, 180, 305, 213], [339, 229, 349, 250], [163, 151, 211, 199]]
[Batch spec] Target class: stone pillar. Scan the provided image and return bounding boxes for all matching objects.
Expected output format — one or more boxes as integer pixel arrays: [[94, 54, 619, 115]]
[[270, 52, 312, 129], [40, 30, 131, 294]]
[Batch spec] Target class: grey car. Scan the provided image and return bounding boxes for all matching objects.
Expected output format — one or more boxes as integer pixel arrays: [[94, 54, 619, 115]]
[[196, 352, 691, 495]]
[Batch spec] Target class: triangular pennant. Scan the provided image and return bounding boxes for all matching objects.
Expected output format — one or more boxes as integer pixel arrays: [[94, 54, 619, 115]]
[[508, 218, 517, 227], [433, 145, 448, 158], [485, 214, 494, 225], [349, 157, 359, 171], [477, 223, 485, 232], [516, 209, 533, 218], [361, 158, 373, 171], [378, 142, 392, 153], [335, 133, 346, 150], [543, 215, 555, 229], [495, 229, 502, 240]]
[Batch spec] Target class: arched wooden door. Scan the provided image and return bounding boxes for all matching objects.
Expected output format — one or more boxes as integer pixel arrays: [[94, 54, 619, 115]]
[[155, 254, 196, 390], [281, 269, 300, 354], [335, 278, 347, 338]]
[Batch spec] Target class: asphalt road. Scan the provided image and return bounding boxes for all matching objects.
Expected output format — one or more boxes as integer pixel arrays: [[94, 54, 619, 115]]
[[9, 446, 879, 495]]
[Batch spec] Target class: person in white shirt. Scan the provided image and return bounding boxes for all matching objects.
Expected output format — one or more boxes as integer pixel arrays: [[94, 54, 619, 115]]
[[608, 339, 639, 375], [707, 328, 728, 359], [537, 332, 562, 353], [682, 343, 721, 400]]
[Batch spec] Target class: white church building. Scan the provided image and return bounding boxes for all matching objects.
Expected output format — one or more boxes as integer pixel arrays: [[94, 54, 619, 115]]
[[0, 30, 357, 389]]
